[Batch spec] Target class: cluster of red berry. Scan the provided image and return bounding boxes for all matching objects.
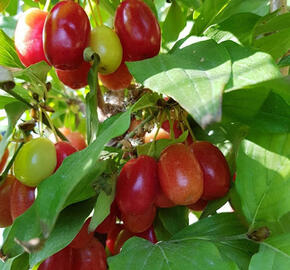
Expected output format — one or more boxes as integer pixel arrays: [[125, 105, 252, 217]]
[[14, 0, 161, 91]]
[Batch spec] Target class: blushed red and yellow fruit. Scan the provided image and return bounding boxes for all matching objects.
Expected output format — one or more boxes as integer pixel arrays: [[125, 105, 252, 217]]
[[158, 143, 203, 205]]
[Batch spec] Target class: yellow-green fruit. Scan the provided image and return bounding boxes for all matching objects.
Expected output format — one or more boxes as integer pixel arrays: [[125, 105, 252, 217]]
[[14, 137, 57, 187], [90, 25, 123, 74]]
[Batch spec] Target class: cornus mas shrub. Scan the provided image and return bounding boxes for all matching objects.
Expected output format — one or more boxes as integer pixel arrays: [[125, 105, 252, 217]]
[[0, 0, 289, 269]]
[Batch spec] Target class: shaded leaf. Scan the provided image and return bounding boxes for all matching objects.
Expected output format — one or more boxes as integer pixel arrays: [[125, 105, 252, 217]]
[[158, 206, 189, 235], [235, 132, 290, 229]]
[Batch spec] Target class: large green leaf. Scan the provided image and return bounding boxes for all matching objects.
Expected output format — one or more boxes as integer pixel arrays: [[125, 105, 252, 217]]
[[0, 29, 23, 68], [109, 213, 256, 270], [222, 41, 281, 91], [2, 109, 132, 257], [127, 39, 231, 128], [108, 238, 238, 270], [192, 0, 268, 35], [235, 132, 290, 229], [249, 233, 290, 270], [205, 13, 261, 46], [29, 199, 96, 267]]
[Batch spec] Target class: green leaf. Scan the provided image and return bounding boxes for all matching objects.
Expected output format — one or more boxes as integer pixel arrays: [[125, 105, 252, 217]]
[[29, 199, 96, 267], [192, 0, 269, 35], [109, 213, 256, 270], [0, 0, 11, 12], [2, 109, 132, 257], [108, 237, 239, 270], [158, 206, 189, 235], [0, 95, 15, 109], [173, 213, 258, 270], [222, 41, 281, 91], [1, 253, 29, 270], [176, 0, 202, 9], [89, 177, 116, 232], [136, 131, 188, 159], [200, 193, 230, 219], [127, 39, 231, 128], [254, 28, 290, 60], [5, 0, 18, 16], [255, 12, 290, 35], [235, 132, 290, 229], [249, 233, 290, 270], [0, 15, 17, 38], [278, 55, 290, 68], [162, 1, 187, 43], [0, 101, 27, 160], [205, 13, 261, 46], [0, 29, 23, 68], [223, 90, 290, 133]]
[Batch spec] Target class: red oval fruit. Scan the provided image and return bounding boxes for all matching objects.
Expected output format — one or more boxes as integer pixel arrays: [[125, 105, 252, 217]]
[[0, 175, 14, 227], [188, 199, 208, 212], [115, 0, 161, 61], [99, 62, 132, 91], [69, 218, 94, 249], [0, 148, 9, 173], [158, 143, 203, 205], [39, 246, 73, 270], [56, 61, 91, 89], [190, 141, 230, 200], [135, 225, 157, 244], [116, 155, 158, 215], [43, 1, 90, 70], [10, 179, 35, 220], [72, 238, 107, 270], [14, 8, 49, 67], [55, 141, 77, 171], [122, 205, 156, 233]]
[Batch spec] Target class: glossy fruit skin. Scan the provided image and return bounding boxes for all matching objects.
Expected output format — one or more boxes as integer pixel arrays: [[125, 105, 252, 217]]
[[0, 148, 9, 173], [10, 179, 35, 220], [69, 218, 94, 249], [98, 62, 132, 91], [14, 8, 48, 67], [56, 61, 91, 89], [0, 175, 14, 227], [39, 246, 73, 270], [43, 1, 90, 70], [122, 205, 156, 233], [55, 141, 77, 171], [72, 238, 107, 270], [90, 25, 122, 74], [158, 144, 203, 205], [14, 137, 57, 187], [188, 199, 208, 212], [115, 0, 161, 61], [191, 141, 230, 200], [116, 155, 158, 215]]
